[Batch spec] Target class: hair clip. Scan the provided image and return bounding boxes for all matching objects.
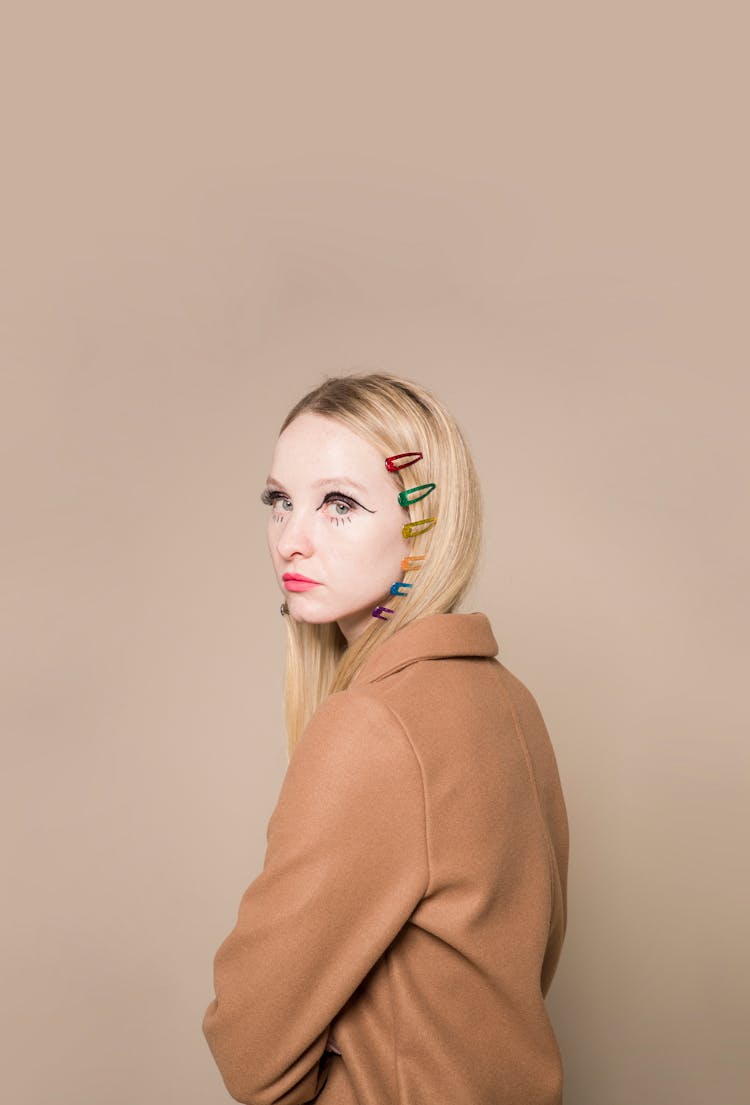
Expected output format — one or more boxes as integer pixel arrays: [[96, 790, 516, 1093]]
[[372, 451, 434, 625], [401, 555, 427, 571], [402, 516, 437, 538], [385, 452, 422, 472], [397, 482, 436, 508]]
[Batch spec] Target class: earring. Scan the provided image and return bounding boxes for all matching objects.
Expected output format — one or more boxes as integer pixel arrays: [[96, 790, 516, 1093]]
[[280, 601, 289, 616]]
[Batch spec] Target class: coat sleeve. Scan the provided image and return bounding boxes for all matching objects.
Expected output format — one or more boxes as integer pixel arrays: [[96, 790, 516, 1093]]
[[201, 690, 430, 1105]]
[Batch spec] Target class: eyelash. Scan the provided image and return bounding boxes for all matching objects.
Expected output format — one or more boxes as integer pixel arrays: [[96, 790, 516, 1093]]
[[260, 488, 358, 524]]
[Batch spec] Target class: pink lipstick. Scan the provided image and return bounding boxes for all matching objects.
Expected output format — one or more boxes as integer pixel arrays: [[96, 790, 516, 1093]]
[[283, 572, 321, 592]]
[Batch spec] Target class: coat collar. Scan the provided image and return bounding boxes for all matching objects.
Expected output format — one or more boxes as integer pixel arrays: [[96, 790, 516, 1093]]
[[350, 611, 499, 687]]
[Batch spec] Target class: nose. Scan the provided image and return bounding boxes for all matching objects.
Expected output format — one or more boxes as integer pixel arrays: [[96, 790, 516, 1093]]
[[274, 506, 315, 561]]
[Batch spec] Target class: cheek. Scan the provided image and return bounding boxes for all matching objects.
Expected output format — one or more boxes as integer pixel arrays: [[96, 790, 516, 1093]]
[[267, 518, 285, 556], [367, 525, 409, 572], [331, 527, 383, 569]]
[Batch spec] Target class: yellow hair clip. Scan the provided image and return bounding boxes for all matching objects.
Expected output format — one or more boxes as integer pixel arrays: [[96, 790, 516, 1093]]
[[402, 517, 437, 538]]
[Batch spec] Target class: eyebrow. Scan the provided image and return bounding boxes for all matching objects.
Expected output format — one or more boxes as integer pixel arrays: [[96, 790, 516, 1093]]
[[265, 475, 370, 495]]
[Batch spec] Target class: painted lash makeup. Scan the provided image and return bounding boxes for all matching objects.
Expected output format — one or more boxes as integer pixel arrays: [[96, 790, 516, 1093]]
[[260, 487, 361, 522]]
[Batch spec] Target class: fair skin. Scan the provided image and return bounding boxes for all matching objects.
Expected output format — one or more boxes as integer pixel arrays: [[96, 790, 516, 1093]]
[[263, 411, 413, 645]]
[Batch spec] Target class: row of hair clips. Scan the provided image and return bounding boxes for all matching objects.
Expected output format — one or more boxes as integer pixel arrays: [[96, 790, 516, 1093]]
[[372, 452, 437, 621]]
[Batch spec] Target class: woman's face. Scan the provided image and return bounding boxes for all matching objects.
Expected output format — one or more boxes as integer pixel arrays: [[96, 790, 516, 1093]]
[[264, 412, 412, 644]]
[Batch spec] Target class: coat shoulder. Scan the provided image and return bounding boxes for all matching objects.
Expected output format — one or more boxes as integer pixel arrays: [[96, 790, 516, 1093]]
[[296, 685, 418, 768]]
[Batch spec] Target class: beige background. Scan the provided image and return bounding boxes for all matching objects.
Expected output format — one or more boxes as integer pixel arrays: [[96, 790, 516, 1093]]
[[2, 4, 747, 1103]]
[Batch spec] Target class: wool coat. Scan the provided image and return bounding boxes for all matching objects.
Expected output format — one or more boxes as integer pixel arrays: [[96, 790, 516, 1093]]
[[202, 611, 569, 1105]]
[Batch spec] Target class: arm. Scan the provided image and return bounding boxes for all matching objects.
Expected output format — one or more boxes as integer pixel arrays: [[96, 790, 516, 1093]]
[[202, 691, 429, 1105]]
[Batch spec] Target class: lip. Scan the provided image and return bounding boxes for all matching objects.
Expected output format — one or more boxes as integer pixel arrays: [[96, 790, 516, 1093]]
[[282, 572, 322, 592]]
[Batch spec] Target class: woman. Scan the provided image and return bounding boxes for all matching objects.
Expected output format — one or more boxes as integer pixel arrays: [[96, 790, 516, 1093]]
[[202, 372, 569, 1105]]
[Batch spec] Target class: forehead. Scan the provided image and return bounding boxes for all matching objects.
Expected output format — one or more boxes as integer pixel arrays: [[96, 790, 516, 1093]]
[[269, 413, 386, 488]]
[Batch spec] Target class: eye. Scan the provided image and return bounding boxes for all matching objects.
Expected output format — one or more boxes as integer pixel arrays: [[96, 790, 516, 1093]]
[[321, 491, 361, 524], [259, 488, 360, 522], [324, 494, 355, 518], [260, 489, 291, 512]]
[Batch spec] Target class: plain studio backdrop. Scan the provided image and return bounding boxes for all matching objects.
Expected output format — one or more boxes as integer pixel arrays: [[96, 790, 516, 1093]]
[[1, 3, 747, 1103]]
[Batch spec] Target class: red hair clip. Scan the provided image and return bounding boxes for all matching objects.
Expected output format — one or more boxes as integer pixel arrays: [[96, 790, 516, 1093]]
[[385, 452, 422, 472]]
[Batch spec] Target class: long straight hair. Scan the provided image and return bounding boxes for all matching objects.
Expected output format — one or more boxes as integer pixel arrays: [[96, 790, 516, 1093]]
[[275, 372, 484, 761]]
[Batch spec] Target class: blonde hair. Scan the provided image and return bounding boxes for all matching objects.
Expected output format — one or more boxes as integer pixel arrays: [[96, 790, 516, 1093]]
[[276, 371, 484, 761]]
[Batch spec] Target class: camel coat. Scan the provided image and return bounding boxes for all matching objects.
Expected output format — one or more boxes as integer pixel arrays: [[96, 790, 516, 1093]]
[[202, 611, 569, 1105]]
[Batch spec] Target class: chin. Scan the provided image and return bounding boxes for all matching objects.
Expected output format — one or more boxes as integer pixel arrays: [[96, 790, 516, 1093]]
[[285, 600, 340, 626]]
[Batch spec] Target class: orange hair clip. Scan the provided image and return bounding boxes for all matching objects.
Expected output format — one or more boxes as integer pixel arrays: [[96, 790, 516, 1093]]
[[401, 555, 427, 571]]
